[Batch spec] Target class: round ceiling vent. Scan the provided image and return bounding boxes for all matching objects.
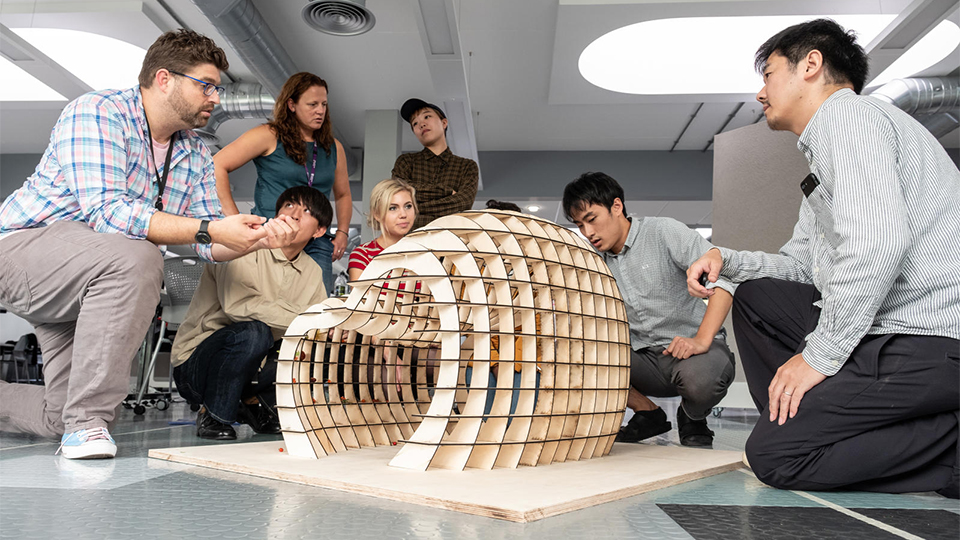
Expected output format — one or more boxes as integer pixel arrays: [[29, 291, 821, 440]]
[[302, 0, 376, 36]]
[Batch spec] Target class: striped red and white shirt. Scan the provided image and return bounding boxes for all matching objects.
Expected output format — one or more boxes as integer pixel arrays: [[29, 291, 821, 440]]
[[347, 239, 384, 275]]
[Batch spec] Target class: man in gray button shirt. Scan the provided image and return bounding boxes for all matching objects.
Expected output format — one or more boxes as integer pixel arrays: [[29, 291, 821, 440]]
[[688, 19, 959, 497], [563, 172, 736, 447]]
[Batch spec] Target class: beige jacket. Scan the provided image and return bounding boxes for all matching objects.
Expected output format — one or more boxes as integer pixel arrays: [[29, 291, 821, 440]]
[[171, 248, 327, 366]]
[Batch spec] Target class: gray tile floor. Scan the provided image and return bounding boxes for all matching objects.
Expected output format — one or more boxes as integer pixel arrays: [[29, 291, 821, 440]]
[[1, 397, 957, 539]]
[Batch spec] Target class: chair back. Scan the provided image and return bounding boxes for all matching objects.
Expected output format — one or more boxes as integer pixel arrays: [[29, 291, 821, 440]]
[[12, 333, 38, 365], [161, 257, 205, 327]]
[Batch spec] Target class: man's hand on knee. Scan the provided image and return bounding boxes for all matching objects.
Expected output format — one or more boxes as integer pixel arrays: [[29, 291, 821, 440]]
[[663, 336, 710, 360], [768, 353, 826, 425]]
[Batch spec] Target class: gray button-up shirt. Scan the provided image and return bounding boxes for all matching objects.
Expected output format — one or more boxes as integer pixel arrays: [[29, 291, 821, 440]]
[[717, 88, 960, 375], [603, 216, 736, 351]]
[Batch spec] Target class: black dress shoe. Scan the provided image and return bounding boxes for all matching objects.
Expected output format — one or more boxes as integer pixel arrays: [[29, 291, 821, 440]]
[[237, 401, 281, 435], [617, 407, 672, 443], [677, 407, 714, 447], [197, 408, 237, 440]]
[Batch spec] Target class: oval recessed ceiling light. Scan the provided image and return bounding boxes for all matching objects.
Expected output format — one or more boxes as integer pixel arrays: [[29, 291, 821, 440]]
[[12, 28, 147, 91], [867, 20, 960, 88], [526, 204, 541, 212], [578, 15, 960, 95], [0, 56, 66, 101]]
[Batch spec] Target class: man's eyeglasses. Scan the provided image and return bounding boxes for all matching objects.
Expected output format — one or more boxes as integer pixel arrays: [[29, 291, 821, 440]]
[[168, 70, 225, 97]]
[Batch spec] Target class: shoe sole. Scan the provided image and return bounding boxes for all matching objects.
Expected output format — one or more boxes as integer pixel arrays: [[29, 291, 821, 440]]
[[197, 432, 237, 441], [679, 438, 714, 448], [60, 442, 117, 460], [616, 421, 672, 443]]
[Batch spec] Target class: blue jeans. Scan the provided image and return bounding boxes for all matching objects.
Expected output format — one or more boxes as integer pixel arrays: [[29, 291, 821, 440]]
[[173, 321, 278, 424], [464, 367, 541, 416], [303, 235, 334, 296]]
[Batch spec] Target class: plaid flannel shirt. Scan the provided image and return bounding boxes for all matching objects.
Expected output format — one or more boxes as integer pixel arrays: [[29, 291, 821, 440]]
[[0, 86, 222, 261], [392, 147, 479, 229]]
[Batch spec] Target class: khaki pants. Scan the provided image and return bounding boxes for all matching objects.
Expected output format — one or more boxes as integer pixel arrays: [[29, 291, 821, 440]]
[[0, 222, 163, 437]]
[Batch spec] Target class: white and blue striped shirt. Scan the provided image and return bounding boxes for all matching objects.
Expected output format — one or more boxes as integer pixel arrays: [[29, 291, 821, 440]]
[[717, 88, 960, 376]]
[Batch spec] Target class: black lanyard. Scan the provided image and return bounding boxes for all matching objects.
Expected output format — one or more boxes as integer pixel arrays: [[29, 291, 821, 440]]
[[304, 141, 318, 187], [143, 114, 176, 211]]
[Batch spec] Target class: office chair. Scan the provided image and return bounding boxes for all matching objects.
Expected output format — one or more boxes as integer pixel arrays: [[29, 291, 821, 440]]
[[130, 256, 205, 415]]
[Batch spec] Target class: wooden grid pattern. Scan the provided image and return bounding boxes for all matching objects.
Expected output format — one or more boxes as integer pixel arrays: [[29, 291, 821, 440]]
[[276, 210, 631, 471]]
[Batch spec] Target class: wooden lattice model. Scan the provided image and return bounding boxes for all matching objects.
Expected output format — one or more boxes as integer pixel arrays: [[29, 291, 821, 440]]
[[276, 210, 631, 471]]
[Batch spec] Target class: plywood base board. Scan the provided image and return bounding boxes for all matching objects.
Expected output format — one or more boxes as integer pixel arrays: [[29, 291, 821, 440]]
[[149, 442, 743, 522]]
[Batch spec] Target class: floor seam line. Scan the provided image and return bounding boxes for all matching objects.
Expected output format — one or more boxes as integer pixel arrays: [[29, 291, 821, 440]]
[[736, 468, 926, 540]]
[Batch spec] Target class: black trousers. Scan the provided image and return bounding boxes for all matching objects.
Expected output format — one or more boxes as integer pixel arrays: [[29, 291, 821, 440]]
[[733, 278, 959, 493]]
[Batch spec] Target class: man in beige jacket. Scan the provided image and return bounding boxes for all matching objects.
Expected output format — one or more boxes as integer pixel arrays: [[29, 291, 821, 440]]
[[171, 186, 331, 440]]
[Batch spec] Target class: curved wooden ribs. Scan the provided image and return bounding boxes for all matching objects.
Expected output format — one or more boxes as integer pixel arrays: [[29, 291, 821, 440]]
[[277, 210, 631, 470]]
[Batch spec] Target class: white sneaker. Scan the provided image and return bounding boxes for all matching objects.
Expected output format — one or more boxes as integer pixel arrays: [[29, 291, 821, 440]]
[[57, 427, 117, 459]]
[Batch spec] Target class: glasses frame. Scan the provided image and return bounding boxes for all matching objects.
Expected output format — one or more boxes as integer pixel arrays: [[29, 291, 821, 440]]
[[168, 69, 225, 97]]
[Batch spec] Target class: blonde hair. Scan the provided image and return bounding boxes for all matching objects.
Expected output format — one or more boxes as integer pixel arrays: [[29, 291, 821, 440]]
[[368, 179, 417, 232]]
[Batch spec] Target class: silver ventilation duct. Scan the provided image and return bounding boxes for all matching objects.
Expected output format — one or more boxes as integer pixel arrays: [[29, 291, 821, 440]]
[[191, 0, 298, 99], [196, 83, 274, 146], [870, 77, 960, 138], [302, 0, 375, 36], [190, 0, 359, 174]]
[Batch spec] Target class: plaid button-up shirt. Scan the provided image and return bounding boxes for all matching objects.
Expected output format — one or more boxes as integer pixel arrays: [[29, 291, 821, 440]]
[[0, 86, 222, 261], [392, 147, 479, 229]]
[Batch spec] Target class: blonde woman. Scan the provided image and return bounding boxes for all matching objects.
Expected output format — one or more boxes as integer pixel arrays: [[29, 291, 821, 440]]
[[348, 179, 417, 281]]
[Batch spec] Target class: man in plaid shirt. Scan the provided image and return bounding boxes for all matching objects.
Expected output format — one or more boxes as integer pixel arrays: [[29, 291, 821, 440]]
[[0, 30, 301, 459], [392, 98, 479, 229]]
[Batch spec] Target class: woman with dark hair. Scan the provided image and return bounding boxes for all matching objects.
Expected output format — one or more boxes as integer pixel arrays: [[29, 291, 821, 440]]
[[214, 72, 351, 294]]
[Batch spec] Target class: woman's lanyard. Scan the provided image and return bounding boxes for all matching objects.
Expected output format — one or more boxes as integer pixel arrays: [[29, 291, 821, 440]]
[[143, 112, 177, 211], [304, 141, 318, 187]]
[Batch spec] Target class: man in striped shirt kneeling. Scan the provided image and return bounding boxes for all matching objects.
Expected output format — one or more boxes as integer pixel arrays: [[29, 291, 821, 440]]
[[687, 19, 960, 497]]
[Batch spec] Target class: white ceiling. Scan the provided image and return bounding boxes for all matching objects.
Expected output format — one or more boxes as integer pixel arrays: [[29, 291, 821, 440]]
[[1, 0, 958, 226]]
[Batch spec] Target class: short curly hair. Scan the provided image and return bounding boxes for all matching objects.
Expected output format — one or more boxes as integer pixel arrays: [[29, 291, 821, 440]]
[[139, 29, 229, 88]]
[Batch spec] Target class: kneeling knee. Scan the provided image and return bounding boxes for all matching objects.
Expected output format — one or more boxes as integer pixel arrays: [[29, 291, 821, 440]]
[[112, 241, 163, 291], [744, 433, 788, 487], [233, 321, 275, 352]]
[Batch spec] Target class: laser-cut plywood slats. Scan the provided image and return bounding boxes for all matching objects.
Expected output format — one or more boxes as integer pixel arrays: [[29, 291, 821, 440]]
[[277, 210, 631, 470]]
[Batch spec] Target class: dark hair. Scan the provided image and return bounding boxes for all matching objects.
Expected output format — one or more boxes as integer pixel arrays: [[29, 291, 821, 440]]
[[275, 186, 333, 229], [486, 199, 522, 212], [562, 172, 627, 221], [139, 30, 228, 89], [755, 18, 869, 94], [268, 72, 335, 165]]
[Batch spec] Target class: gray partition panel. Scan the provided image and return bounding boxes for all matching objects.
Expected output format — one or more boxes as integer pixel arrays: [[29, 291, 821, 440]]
[[712, 122, 808, 253], [711, 122, 810, 397]]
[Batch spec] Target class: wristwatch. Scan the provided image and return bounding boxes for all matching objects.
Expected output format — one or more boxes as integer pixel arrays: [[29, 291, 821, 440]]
[[195, 220, 212, 245]]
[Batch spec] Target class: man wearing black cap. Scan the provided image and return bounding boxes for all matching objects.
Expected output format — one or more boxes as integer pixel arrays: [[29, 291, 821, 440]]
[[393, 98, 479, 229]]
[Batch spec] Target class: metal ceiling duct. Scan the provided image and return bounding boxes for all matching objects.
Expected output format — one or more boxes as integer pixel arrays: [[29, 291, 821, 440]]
[[302, 0, 375, 36], [191, 0, 298, 99], [190, 0, 359, 173], [870, 77, 960, 138], [196, 82, 275, 146]]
